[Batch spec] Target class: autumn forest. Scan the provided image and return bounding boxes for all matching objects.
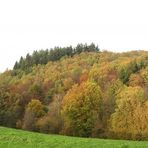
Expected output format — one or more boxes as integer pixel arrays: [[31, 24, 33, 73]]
[[0, 43, 148, 140]]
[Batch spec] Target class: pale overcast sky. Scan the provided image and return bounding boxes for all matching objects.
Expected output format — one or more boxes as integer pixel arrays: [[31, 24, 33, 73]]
[[0, 0, 148, 72]]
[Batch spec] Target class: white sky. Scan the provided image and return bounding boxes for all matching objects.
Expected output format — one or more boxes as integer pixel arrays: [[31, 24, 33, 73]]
[[0, 0, 148, 72]]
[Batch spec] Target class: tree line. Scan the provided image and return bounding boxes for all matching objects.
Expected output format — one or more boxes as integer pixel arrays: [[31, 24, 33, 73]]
[[13, 43, 99, 72]]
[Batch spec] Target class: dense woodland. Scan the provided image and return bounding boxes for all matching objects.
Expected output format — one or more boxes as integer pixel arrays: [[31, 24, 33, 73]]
[[0, 43, 148, 140]]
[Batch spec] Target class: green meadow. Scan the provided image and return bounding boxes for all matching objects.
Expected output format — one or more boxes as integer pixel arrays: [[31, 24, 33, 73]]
[[0, 127, 148, 148]]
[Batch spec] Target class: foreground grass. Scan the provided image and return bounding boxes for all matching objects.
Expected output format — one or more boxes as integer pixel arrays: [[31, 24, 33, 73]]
[[0, 127, 148, 148]]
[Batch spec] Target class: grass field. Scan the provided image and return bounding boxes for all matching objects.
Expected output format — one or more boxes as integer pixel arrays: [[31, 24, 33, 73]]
[[0, 127, 148, 148]]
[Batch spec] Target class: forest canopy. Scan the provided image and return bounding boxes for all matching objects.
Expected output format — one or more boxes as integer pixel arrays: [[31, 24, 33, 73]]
[[0, 44, 148, 140]]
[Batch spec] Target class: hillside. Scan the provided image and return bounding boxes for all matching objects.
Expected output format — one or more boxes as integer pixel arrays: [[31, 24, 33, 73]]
[[0, 46, 148, 140], [0, 127, 148, 148]]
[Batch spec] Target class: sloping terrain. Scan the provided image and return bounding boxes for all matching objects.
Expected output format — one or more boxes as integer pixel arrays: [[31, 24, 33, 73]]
[[0, 127, 148, 148]]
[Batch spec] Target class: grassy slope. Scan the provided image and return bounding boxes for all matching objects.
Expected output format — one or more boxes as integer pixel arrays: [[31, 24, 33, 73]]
[[0, 127, 148, 148]]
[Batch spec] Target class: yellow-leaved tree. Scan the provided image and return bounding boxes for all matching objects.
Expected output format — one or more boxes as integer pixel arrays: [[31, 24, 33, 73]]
[[109, 86, 148, 140], [23, 99, 46, 131], [61, 81, 102, 137]]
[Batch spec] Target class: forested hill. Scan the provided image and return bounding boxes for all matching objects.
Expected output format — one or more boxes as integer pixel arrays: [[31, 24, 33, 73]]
[[0, 45, 148, 141]]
